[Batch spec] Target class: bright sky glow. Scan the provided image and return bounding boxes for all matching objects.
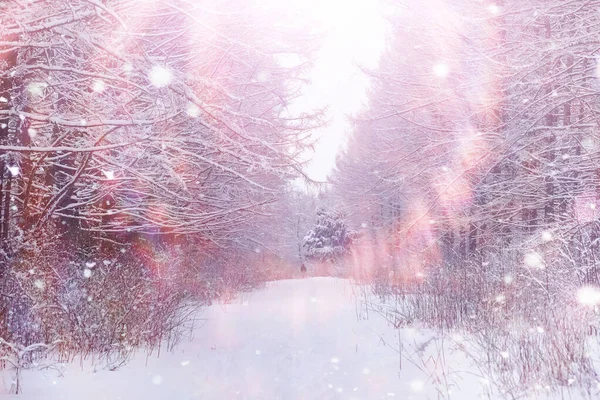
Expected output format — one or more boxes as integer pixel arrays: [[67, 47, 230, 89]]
[[264, 0, 389, 181]]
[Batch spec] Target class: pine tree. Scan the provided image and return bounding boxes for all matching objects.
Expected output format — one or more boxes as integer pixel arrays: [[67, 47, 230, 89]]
[[303, 208, 355, 263]]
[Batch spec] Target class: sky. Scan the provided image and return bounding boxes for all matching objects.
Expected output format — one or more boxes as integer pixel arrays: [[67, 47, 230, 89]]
[[263, 0, 390, 182]]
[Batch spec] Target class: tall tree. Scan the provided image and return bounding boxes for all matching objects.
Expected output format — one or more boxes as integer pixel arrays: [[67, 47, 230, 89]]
[[303, 207, 354, 264], [0, 0, 318, 361]]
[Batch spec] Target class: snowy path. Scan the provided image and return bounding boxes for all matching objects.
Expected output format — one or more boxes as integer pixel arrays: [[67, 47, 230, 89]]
[[14, 278, 492, 399]]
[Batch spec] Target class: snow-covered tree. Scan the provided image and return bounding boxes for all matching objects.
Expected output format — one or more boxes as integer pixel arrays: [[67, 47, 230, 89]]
[[303, 208, 354, 264], [0, 0, 319, 371], [331, 0, 600, 395]]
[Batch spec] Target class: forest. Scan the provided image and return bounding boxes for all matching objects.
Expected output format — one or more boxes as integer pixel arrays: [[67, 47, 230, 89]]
[[2, 0, 600, 399], [332, 1, 600, 396]]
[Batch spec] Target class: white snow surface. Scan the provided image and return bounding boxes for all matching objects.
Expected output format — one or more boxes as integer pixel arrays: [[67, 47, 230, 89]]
[[4, 278, 585, 399]]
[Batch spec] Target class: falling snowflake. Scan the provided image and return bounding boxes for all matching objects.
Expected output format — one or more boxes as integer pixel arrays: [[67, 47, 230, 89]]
[[488, 4, 500, 14], [148, 65, 172, 88], [28, 128, 37, 138], [524, 251, 544, 269], [103, 170, 115, 180], [433, 63, 449, 78], [92, 79, 105, 93], [577, 287, 600, 306], [181, 360, 190, 367], [83, 269, 92, 278], [503, 275, 513, 285], [541, 231, 553, 242], [151, 375, 163, 385], [34, 279, 45, 290], [410, 381, 424, 392], [186, 103, 200, 118]]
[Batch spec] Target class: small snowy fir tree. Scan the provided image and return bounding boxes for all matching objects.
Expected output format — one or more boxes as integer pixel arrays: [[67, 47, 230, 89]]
[[303, 208, 355, 263]]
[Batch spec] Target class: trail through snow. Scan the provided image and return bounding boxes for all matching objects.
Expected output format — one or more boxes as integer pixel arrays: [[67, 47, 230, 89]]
[[6, 278, 562, 399]]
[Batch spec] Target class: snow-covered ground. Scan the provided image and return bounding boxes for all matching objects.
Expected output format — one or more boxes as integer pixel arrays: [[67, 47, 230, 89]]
[[3, 277, 580, 399]]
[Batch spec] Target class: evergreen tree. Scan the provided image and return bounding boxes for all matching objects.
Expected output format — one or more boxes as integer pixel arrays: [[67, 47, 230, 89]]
[[303, 208, 355, 263]]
